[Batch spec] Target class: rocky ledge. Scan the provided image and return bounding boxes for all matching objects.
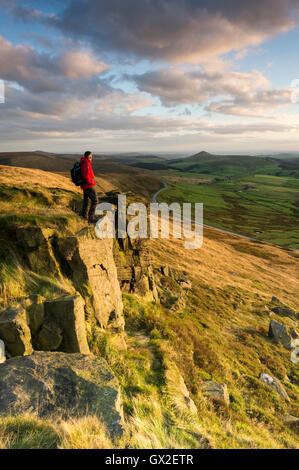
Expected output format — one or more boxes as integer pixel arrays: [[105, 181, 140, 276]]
[[0, 351, 124, 437]]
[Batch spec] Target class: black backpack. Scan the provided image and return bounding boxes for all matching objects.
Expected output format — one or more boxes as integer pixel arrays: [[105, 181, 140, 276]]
[[71, 162, 84, 186]]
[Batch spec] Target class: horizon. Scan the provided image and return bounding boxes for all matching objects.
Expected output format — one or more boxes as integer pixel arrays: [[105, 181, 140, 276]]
[[4, 149, 299, 158], [1, 1, 299, 153]]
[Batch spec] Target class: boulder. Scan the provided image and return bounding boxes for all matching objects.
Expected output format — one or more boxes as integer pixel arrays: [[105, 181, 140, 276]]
[[57, 236, 124, 331], [282, 415, 299, 428], [0, 352, 123, 437], [268, 319, 292, 350], [0, 339, 5, 363], [16, 227, 59, 276], [0, 306, 33, 357], [38, 295, 90, 354], [259, 373, 290, 402], [202, 381, 230, 406]]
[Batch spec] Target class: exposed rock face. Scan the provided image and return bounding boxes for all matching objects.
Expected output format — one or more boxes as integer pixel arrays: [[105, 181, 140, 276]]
[[113, 237, 158, 301], [0, 339, 5, 363], [1, 225, 127, 355], [35, 322, 63, 351], [0, 351, 124, 437], [268, 319, 293, 350], [35, 296, 90, 354], [56, 236, 124, 332], [16, 227, 60, 276], [164, 362, 198, 415], [25, 295, 45, 337], [259, 373, 290, 402], [0, 306, 33, 357], [0, 295, 90, 356], [154, 266, 192, 311], [202, 381, 230, 406], [13, 226, 126, 338], [283, 414, 299, 427]]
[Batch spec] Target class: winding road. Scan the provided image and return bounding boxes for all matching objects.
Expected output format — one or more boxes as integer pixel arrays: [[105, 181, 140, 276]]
[[152, 180, 298, 249]]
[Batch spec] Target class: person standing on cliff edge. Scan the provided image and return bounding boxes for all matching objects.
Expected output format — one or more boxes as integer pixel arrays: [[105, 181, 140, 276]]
[[80, 151, 98, 223]]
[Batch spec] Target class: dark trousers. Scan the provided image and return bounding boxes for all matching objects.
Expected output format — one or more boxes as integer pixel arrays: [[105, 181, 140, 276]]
[[82, 187, 98, 220]]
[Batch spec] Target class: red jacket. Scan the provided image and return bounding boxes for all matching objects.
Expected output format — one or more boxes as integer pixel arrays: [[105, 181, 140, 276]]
[[80, 157, 96, 190]]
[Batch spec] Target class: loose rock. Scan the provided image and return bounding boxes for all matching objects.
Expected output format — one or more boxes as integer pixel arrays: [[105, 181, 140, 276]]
[[268, 319, 292, 350], [202, 381, 230, 406], [259, 373, 290, 402]]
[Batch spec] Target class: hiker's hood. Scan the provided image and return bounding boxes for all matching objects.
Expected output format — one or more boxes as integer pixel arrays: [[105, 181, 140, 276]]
[[80, 157, 90, 164]]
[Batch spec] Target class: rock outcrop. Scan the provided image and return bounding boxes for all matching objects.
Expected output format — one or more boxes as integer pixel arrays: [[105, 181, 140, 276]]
[[16, 227, 60, 276], [35, 296, 90, 354], [259, 373, 290, 402], [0, 305, 33, 357], [12, 226, 126, 338], [268, 319, 293, 350], [0, 295, 90, 356], [0, 351, 124, 437], [153, 266, 192, 311], [25, 295, 45, 337], [56, 236, 124, 332], [113, 237, 158, 301], [202, 381, 230, 406]]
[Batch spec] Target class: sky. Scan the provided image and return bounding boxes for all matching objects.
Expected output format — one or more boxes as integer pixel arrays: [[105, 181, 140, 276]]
[[0, 0, 299, 155]]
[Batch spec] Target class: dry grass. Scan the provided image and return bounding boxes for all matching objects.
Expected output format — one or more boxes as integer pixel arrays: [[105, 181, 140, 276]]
[[0, 414, 114, 449], [0, 165, 81, 193], [58, 416, 113, 449], [150, 225, 299, 309]]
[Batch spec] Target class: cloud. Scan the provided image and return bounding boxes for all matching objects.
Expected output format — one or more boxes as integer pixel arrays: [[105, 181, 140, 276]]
[[209, 122, 297, 135], [33, 0, 299, 64], [206, 89, 292, 117], [0, 35, 109, 93], [2, 1, 299, 152], [58, 50, 108, 79], [131, 66, 292, 117], [1, 81, 297, 141], [2, 85, 152, 126]]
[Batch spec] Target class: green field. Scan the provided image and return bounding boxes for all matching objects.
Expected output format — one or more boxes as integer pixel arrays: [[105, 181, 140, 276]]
[[157, 174, 299, 249]]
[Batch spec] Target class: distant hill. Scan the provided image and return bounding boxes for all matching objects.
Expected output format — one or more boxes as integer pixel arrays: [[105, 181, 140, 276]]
[[0, 151, 162, 200], [164, 150, 299, 178], [257, 153, 299, 160], [0, 152, 72, 172]]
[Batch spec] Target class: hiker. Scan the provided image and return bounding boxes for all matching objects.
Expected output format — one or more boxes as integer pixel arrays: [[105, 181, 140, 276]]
[[80, 151, 98, 223]]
